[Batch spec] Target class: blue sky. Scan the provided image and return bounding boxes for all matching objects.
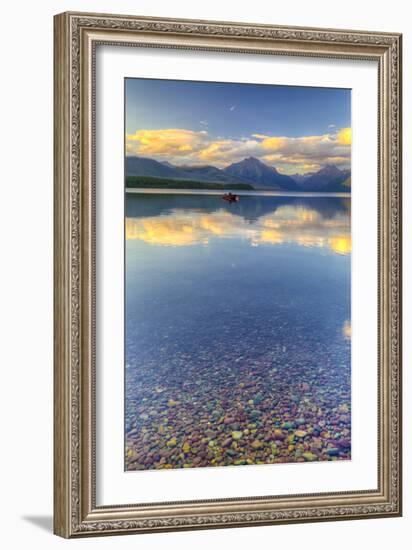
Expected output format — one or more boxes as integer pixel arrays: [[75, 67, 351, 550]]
[[125, 78, 351, 174]]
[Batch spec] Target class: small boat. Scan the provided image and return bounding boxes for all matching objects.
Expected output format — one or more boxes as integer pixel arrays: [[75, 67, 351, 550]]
[[222, 192, 239, 203]]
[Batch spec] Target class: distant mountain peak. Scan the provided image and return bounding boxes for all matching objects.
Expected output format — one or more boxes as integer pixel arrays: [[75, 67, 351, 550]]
[[319, 164, 342, 175], [161, 160, 175, 168], [126, 155, 250, 185], [224, 157, 296, 191], [295, 163, 350, 192], [241, 156, 275, 166], [228, 156, 278, 171]]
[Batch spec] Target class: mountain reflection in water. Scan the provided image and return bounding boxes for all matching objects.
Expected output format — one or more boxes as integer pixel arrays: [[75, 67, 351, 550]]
[[125, 192, 351, 471]]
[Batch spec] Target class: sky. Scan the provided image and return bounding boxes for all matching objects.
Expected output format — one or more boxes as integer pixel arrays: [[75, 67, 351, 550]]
[[125, 78, 351, 175]]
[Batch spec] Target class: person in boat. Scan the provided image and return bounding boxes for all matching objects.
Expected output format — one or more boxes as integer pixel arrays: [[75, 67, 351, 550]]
[[222, 192, 239, 202]]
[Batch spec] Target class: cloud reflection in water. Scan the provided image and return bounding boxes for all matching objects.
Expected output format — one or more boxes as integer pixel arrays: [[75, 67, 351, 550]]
[[126, 203, 351, 255]]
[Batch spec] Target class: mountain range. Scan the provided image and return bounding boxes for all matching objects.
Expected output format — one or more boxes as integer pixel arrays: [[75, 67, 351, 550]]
[[126, 156, 351, 192]]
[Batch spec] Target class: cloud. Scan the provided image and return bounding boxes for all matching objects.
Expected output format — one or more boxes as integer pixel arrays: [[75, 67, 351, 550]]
[[230, 105, 236, 111], [337, 127, 351, 146], [254, 129, 351, 173], [197, 138, 262, 164], [126, 128, 209, 159], [125, 127, 351, 172], [199, 120, 208, 127], [258, 136, 289, 150]]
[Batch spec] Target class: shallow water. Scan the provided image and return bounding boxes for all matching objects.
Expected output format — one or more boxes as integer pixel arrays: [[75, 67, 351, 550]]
[[125, 192, 351, 471]]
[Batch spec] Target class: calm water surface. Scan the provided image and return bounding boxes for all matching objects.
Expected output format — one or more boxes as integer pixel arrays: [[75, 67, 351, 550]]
[[125, 192, 351, 471]]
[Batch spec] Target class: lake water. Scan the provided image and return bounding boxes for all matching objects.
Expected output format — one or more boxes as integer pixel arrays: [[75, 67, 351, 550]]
[[125, 192, 351, 471]]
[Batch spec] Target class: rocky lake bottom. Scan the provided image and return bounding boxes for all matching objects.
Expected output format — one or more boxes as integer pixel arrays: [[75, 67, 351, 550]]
[[125, 193, 351, 471]]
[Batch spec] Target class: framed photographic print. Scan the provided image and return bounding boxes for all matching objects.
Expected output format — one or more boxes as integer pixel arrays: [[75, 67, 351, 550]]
[[53, 12, 402, 537]]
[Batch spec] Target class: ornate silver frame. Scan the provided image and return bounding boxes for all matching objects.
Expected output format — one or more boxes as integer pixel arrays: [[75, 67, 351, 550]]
[[54, 11, 402, 538]]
